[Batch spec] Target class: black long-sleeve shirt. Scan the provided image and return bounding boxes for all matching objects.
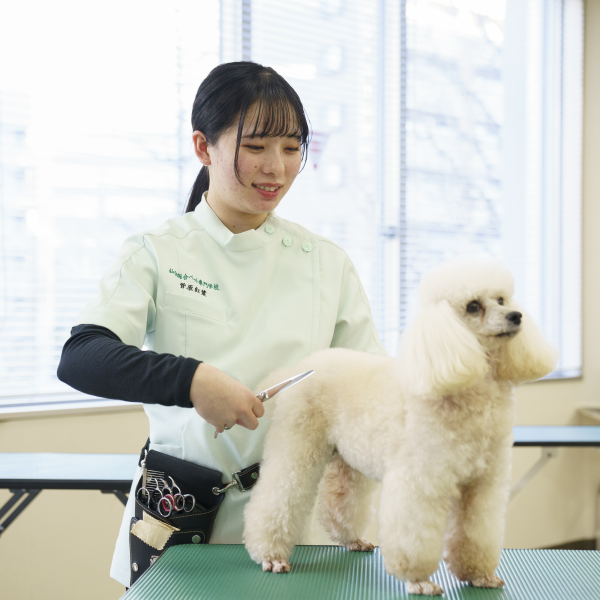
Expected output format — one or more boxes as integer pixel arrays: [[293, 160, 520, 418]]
[[57, 324, 200, 408]]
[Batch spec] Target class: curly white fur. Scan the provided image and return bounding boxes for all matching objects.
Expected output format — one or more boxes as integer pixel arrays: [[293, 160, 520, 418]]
[[244, 257, 558, 596]]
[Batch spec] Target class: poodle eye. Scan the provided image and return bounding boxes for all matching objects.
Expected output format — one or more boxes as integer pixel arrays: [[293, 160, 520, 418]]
[[498, 297, 504, 305], [466, 301, 480, 313]]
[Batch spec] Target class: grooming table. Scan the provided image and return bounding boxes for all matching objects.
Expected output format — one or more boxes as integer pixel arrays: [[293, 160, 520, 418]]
[[511, 426, 600, 501], [120, 544, 600, 600], [2, 427, 599, 535], [0, 452, 139, 536]]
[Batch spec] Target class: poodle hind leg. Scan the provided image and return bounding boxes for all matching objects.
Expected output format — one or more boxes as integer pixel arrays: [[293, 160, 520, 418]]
[[244, 408, 334, 571], [317, 451, 377, 552], [443, 476, 508, 587]]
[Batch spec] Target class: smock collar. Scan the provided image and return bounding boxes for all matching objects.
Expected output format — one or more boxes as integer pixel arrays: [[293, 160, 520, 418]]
[[194, 193, 278, 252]]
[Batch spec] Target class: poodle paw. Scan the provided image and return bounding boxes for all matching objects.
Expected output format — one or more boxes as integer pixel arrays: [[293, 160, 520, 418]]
[[262, 559, 291, 573], [345, 538, 375, 552], [406, 580, 444, 596], [470, 575, 505, 588]]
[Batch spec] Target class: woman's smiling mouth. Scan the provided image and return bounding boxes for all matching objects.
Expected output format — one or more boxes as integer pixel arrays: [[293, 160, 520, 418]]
[[252, 183, 283, 198]]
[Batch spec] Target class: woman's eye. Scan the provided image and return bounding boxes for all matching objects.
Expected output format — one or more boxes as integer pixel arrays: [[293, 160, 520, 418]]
[[466, 301, 480, 313], [286, 146, 301, 152], [498, 297, 504, 305], [244, 145, 263, 151]]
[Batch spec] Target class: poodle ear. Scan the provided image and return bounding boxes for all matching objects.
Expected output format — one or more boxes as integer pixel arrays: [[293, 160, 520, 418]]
[[399, 299, 489, 397], [497, 302, 559, 383]]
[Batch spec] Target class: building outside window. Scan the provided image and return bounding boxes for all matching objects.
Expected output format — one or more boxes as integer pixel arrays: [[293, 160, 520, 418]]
[[0, 0, 582, 411]]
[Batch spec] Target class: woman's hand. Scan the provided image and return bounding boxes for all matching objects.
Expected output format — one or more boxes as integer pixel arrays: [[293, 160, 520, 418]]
[[189, 363, 265, 434]]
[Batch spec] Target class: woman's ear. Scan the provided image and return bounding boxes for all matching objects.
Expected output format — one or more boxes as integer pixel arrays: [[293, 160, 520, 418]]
[[398, 299, 488, 397], [192, 130, 211, 165], [497, 302, 559, 383]]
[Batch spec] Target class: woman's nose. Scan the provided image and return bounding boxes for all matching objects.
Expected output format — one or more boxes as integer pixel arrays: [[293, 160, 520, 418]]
[[262, 150, 285, 175]]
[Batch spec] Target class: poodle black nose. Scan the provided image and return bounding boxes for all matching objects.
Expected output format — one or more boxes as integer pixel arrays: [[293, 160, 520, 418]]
[[505, 311, 522, 325]]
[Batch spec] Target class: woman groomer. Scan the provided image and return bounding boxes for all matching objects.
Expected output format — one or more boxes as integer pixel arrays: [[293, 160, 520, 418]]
[[57, 61, 386, 588]]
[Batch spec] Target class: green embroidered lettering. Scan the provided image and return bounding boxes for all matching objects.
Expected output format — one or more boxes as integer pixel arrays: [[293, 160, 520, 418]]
[[168, 268, 220, 290]]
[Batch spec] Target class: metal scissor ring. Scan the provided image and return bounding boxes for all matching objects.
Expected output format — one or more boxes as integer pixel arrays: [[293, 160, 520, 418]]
[[167, 476, 181, 496], [151, 488, 163, 504], [183, 494, 195, 512], [136, 487, 151, 505], [173, 494, 185, 511], [158, 496, 173, 518]]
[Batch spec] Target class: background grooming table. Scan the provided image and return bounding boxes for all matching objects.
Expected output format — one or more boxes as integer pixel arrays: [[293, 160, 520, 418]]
[[511, 426, 600, 501], [121, 544, 600, 600], [0, 452, 139, 536], [2, 426, 599, 537]]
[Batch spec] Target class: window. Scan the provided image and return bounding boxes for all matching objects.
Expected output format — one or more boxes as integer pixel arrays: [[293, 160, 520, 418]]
[[0, 0, 582, 412], [245, 0, 583, 376], [0, 0, 220, 410]]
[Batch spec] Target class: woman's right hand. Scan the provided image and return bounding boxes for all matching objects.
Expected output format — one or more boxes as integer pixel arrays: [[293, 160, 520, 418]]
[[189, 363, 265, 434]]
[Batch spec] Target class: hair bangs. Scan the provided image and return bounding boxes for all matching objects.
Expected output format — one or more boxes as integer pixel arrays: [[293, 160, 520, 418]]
[[233, 68, 311, 179], [248, 93, 303, 140]]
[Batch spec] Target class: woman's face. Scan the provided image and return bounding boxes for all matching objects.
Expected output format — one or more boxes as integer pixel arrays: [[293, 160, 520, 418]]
[[193, 104, 303, 231]]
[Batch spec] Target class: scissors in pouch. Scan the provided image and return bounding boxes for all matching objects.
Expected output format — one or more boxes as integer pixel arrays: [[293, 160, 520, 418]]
[[213, 370, 314, 439], [136, 475, 196, 517]]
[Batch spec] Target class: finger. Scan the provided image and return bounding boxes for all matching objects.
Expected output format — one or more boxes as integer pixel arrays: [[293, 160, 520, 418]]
[[238, 411, 260, 430], [252, 400, 265, 418]]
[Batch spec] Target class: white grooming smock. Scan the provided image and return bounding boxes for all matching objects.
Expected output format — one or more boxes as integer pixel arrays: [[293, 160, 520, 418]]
[[73, 196, 386, 587]]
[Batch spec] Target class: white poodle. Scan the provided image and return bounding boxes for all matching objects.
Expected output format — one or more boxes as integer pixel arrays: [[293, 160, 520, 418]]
[[244, 257, 558, 596]]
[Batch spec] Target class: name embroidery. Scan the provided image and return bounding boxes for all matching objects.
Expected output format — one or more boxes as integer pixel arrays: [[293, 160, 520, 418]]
[[169, 268, 220, 294]]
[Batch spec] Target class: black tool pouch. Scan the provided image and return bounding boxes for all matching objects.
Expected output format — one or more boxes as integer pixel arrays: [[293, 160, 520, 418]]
[[129, 448, 260, 587], [129, 449, 224, 586]]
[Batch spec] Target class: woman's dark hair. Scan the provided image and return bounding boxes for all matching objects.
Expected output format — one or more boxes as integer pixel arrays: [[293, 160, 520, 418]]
[[185, 61, 311, 213]]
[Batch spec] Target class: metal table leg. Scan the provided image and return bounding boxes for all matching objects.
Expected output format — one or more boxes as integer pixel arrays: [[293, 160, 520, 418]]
[[0, 489, 41, 536], [101, 489, 129, 506], [510, 446, 558, 502]]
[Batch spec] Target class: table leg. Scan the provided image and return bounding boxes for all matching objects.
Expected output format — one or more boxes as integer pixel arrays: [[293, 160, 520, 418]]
[[0, 489, 41, 536], [510, 447, 558, 502], [101, 489, 129, 506]]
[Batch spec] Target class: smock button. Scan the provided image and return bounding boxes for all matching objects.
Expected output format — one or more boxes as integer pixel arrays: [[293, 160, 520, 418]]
[[302, 242, 313, 253], [265, 224, 275, 234], [192, 535, 201, 544], [282, 235, 293, 247]]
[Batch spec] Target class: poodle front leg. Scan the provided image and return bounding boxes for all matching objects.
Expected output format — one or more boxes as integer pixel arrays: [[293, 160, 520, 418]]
[[317, 452, 377, 551], [443, 477, 508, 587], [243, 415, 333, 572], [377, 470, 449, 596]]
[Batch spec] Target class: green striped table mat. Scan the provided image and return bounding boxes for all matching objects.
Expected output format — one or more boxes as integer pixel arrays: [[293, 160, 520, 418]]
[[122, 545, 600, 599]]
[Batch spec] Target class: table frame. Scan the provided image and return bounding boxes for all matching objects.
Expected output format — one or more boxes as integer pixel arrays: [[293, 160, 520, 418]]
[[2, 426, 600, 536], [0, 454, 135, 537], [510, 426, 600, 502]]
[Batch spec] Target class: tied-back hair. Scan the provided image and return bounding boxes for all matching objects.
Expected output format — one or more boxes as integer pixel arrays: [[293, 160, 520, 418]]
[[185, 61, 311, 213]]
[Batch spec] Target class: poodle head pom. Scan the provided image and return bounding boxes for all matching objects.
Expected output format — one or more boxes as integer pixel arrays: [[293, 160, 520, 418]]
[[398, 256, 558, 396]]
